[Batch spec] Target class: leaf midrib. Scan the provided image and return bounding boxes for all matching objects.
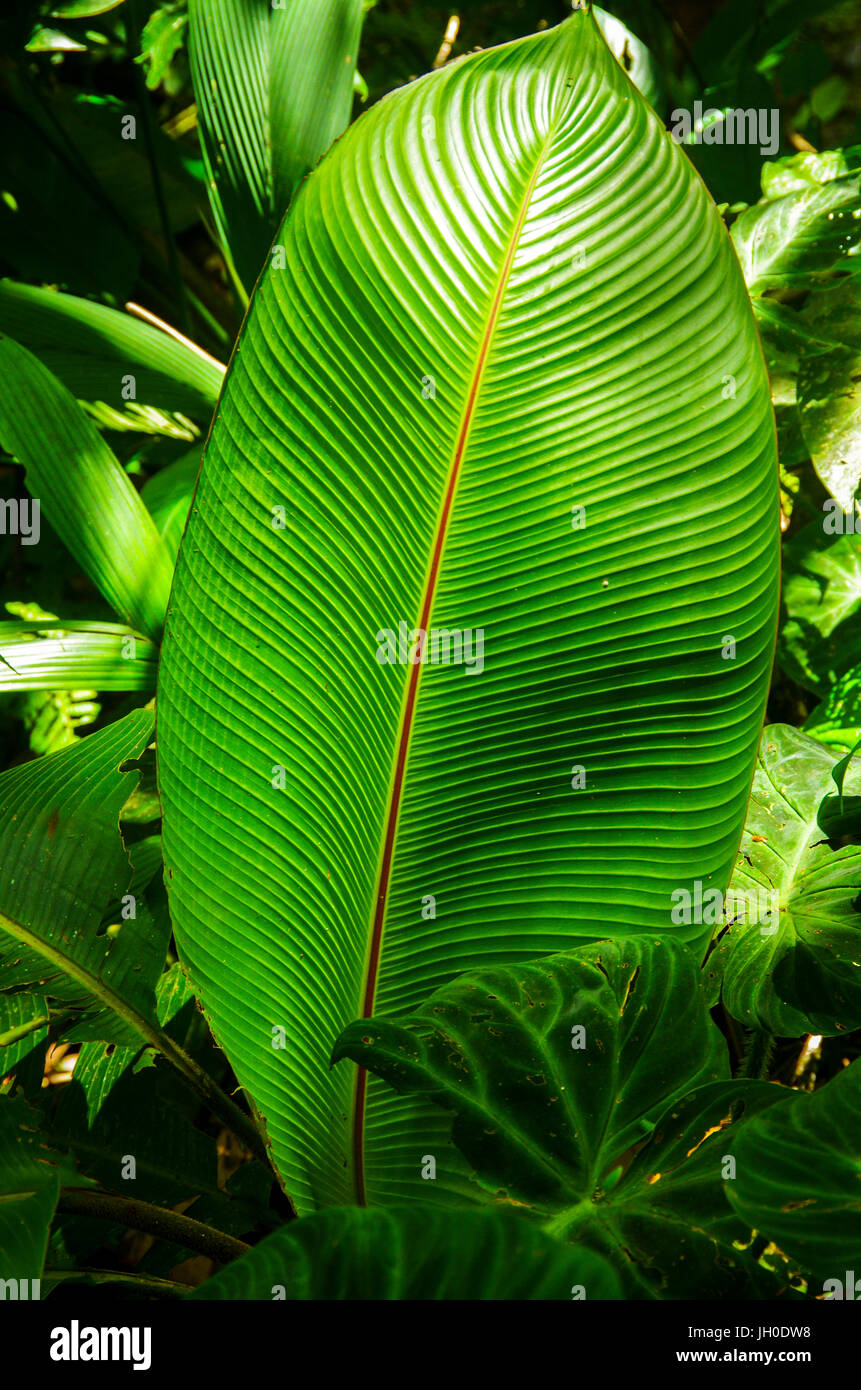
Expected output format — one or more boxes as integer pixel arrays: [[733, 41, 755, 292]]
[[350, 117, 560, 1205]]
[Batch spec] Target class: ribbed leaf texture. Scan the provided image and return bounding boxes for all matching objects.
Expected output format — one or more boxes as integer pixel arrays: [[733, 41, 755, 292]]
[[189, 0, 366, 292], [158, 9, 780, 1212]]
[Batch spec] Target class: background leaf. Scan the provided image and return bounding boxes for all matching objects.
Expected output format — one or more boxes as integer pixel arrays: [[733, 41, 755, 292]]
[[192, 1203, 622, 1300], [726, 1059, 861, 1283], [779, 521, 861, 694], [188, 0, 368, 292], [0, 621, 159, 693], [0, 1097, 69, 1281], [0, 337, 175, 639], [0, 708, 163, 1044], [0, 280, 223, 427], [715, 725, 861, 1035], [0, 992, 49, 1074]]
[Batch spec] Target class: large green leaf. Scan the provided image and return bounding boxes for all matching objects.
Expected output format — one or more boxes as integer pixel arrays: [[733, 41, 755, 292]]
[[334, 941, 793, 1298], [158, 9, 779, 1212], [188, 0, 368, 292], [726, 1060, 861, 1283], [715, 725, 861, 1036], [0, 338, 174, 640], [192, 1204, 622, 1301]]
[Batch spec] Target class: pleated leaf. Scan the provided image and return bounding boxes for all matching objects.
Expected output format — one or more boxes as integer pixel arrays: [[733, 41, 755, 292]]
[[189, 0, 367, 292], [157, 10, 780, 1213]]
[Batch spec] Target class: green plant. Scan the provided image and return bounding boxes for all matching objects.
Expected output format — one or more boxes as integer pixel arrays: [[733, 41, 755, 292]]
[[157, 8, 780, 1212]]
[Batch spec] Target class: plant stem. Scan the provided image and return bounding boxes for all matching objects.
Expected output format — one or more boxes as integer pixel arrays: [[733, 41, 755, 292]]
[[0, 1013, 50, 1047], [156, 1034, 272, 1168], [738, 1028, 775, 1081], [57, 1190, 252, 1266]]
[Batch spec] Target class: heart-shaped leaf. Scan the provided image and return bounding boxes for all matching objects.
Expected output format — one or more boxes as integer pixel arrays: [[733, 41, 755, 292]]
[[334, 939, 796, 1298], [334, 937, 727, 1207]]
